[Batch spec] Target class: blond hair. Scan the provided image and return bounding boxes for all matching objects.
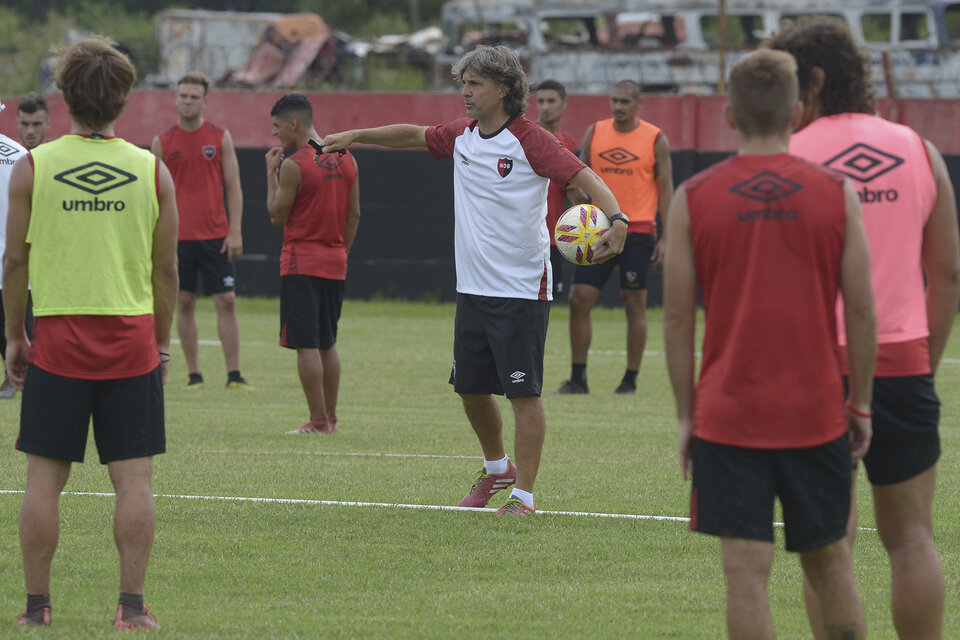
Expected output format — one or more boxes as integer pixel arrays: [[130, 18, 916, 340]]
[[728, 49, 798, 138], [178, 71, 209, 96]]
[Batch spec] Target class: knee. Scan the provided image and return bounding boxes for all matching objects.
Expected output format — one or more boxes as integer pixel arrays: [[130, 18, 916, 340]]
[[213, 291, 236, 313], [178, 293, 196, 314], [568, 290, 594, 315]]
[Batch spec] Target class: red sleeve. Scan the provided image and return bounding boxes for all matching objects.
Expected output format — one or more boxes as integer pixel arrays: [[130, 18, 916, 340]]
[[511, 118, 586, 184], [425, 118, 474, 159]]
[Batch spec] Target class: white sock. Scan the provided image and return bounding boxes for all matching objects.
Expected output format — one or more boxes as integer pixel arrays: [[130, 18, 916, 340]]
[[484, 455, 509, 475], [509, 488, 534, 507]]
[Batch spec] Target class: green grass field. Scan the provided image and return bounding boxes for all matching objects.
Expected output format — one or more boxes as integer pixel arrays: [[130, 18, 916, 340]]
[[1, 298, 958, 638]]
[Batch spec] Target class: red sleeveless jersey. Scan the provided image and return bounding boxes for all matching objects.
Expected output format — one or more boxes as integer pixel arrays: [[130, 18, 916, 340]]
[[158, 121, 229, 241], [685, 154, 848, 449], [280, 145, 357, 279]]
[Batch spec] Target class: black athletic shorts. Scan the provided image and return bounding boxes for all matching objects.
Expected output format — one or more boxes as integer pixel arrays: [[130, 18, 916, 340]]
[[449, 293, 549, 398], [178, 238, 236, 295], [572, 232, 656, 291], [16, 365, 165, 464], [280, 275, 344, 350], [690, 435, 851, 552], [860, 374, 940, 485]]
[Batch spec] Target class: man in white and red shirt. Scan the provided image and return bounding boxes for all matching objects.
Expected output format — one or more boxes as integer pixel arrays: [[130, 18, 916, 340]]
[[321, 45, 626, 515], [771, 22, 960, 639]]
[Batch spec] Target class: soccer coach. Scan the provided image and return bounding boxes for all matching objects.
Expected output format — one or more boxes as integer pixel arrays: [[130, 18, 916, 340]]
[[320, 45, 626, 515]]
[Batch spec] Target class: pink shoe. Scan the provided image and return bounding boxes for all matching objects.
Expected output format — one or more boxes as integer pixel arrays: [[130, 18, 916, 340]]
[[113, 604, 159, 630], [458, 461, 517, 507], [286, 418, 333, 434], [16, 606, 51, 626], [496, 497, 536, 516]]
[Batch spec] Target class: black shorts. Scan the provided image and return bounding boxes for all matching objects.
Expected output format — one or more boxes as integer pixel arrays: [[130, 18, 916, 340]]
[[690, 435, 851, 552], [572, 232, 656, 291], [861, 374, 940, 485], [16, 365, 165, 464], [280, 275, 344, 350], [449, 293, 549, 398], [178, 238, 236, 295]]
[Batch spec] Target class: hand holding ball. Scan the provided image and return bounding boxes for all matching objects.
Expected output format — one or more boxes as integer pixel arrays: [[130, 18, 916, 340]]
[[553, 204, 612, 265]]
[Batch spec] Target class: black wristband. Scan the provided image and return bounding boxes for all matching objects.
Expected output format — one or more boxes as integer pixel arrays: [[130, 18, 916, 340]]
[[609, 212, 630, 226]]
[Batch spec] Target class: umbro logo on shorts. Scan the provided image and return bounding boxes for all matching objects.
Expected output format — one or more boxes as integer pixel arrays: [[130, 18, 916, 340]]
[[729, 171, 803, 203], [823, 143, 904, 183], [54, 162, 138, 195], [510, 371, 526, 383]]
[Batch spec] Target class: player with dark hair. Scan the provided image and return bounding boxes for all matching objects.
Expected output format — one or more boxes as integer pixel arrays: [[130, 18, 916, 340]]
[[0, 102, 32, 401], [556, 78, 673, 395], [4, 36, 179, 629], [151, 71, 250, 389], [534, 79, 576, 301], [266, 93, 360, 435], [664, 48, 876, 639], [770, 21, 960, 640], [16, 93, 51, 151], [320, 45, 626, 514]]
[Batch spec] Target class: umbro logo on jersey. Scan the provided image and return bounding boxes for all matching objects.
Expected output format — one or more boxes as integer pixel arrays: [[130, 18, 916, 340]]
[[497, 157, 513, 178], [510, 370, 526, 383], [0, 141, 20, 158], [598, 147, 639, 165], [824, 143, 904, 183], [730, 171, 803, 203], [55, 161, 138, 195], [458, 152, 470, 165], [202, 145, 216, 160], [317, 155, 344, 171], [56, 162, 138, 212]]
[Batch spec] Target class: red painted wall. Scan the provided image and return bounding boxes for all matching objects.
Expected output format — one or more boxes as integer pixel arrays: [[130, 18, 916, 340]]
[[1, 90, 957, 154]]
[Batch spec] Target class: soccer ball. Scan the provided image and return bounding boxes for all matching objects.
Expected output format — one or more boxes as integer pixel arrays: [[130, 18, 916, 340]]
[[554, 204, 611, 265]]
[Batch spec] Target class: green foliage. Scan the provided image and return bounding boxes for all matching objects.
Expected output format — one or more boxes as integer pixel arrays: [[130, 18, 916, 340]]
[[0, 298, 959, 637], [64, 1, 160, 81]]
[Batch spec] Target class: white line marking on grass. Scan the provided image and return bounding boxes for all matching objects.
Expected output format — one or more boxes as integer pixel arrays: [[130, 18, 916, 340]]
[[0, 490, 877, 530], [197, 449, 477, 460], [171, 339, 269, 347]]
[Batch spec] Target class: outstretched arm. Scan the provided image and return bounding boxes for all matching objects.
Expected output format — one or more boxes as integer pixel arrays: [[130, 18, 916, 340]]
[[320, 125, 428, 153]]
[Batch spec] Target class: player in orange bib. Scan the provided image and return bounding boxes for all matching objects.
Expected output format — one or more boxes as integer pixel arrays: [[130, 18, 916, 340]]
[[556, 80, 673, 395]]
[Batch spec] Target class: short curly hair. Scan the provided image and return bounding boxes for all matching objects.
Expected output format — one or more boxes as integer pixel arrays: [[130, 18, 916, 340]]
[[452, 45, 529, 117], [766, 20, 874, 116]]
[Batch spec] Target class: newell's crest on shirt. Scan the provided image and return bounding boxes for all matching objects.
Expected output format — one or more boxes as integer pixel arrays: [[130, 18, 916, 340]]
[[497, 157, 513, 178], [202, 145, 216, 161]]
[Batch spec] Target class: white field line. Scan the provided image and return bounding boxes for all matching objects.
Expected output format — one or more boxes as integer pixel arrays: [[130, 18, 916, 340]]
[[0, 489, 877, 531], [197, 449, 477, 460]]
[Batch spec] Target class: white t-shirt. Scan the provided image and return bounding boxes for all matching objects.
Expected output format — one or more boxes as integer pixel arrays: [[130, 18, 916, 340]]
[[426, 116, 585, 300], [0, 134, 28, 282]]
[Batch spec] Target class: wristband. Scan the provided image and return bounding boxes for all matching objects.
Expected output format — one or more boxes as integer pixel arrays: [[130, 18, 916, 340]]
[[847, 404, 871, 419], [609, 212, 630, 226]]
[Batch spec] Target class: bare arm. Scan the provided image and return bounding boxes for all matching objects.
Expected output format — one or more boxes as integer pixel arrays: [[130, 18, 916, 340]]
[[651, 134, 674, 268], [153, 161, 180, 384], [840, 179, 877, 462], [220, 129, 244, 261], [320, 125, 428, 153], [265, 149, 301, 227], [2, 156, 33, 388], [580, 124, 595, 166], [921, 140, 960, 372], [149, 135, 163, 159], [569, 167, 626, 261], [344, 155, 361, 255], [662, 186, 697, 479], [568, 124, 595, 203]]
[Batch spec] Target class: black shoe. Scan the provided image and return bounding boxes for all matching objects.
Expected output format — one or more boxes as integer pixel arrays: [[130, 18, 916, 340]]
[[555, 379, 589, 394], [187, 372, 204, 389], [613, 380, 636, 394]]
